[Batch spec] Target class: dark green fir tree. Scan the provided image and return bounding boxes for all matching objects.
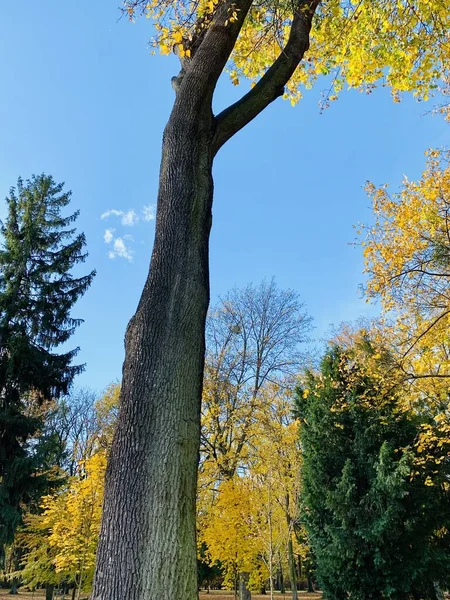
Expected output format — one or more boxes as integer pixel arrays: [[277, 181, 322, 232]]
[[0, 174, 95, 549], [296, 345, 450, 600]]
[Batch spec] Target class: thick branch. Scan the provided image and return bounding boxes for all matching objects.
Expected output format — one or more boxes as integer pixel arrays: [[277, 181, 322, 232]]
[[213, 0, 321, 153], [176, 0, 255, 105]]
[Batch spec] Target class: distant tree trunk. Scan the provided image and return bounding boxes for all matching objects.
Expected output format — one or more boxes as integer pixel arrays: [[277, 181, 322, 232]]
[[72, 585, 76, 600], [8, 578, 18, 595], [433, 582, 444, 600], [46, 584, 55, 600], [307, 577, 314, 593], [286, 494, 298, 600], [239, 572, 251, 600], [277, 563, 285, 594], [287, 538, 298, 598], [268, 485, 275, 600]]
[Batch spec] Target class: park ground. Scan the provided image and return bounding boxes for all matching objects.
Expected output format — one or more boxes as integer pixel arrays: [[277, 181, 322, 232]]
[[0, 591, 321, 599]]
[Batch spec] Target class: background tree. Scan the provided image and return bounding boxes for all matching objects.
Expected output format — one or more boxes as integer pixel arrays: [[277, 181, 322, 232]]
[[0, 175, 95, 552], [296, 343, 450, 600], [361, 149, 450, 382], [360, 149, 450, 473], [251, 387, 303, 600], [246, 428, 292, 600], [201, 279, 311, 481], [199, 280, 311, 598], [93, 1, 449, 597], [15, 385, 118, 600], [199, 382, 303, 599], [197, 546, 224, 592], [200, 477, 262, 595], [38, 388, 98, 478], [1, 387, 104, 594], [93, 384, 120, 452], [18, 449, 106, 600]]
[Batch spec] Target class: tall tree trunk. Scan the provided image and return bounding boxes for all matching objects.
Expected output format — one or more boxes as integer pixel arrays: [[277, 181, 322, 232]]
[[287, 537, 298, 599], [239, 572, 251, 600], [298, 554, 303, 588], [92, 87, 215, 600], [285, 494, 298, 600], [60, 581, 68, 600], [90, 1, 318, 598], [277, 563, 285, 594], [8, 578, 18, 595], [45, 584, 55, 600], [268, 484, 274, 600]]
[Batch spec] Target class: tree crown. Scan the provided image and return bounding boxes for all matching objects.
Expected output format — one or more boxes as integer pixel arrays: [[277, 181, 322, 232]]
[[125, 0, 448, 106]]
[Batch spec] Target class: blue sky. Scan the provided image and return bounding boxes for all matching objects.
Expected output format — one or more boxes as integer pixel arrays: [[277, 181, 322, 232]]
[[1, 2, 448, 394]]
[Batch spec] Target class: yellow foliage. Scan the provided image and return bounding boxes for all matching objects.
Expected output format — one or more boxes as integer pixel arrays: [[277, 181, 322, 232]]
[[125, 0, 448, 105], [199, 384, 304, 589], [19, 450, 107, 593], [94, 383, 120, 450], [361, 150, 450, 389], [359, 149, 450, 469], [201, 478, 261, 582]]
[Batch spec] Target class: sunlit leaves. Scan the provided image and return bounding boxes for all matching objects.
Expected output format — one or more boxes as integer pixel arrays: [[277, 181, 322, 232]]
[[18, 451, 107, 593], [361, 149, 450, 378], [16, 386, 119, 593], [123, 0, 448, 105], [199, 386, 303, 591], [359, 149, 450, 471]]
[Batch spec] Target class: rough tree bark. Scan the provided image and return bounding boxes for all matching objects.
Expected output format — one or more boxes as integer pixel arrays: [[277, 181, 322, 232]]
[[92, 2, 320, 599], [92, 89, 216, 600]]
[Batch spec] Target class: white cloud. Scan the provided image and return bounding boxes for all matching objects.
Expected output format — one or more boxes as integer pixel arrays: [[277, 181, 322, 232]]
[[101, 205, 156, 260], [104, 228, 114, 244], [101, 208, 139, 226], [101, 209, 123, 220], [108, 237, 133, 262], [143, 205, 156, 222], [121, 210, 139, 226]]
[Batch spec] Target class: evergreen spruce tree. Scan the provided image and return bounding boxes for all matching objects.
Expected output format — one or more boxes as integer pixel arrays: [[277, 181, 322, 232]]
[[296, 345, 450, 600], [0, 174, 95, 548]]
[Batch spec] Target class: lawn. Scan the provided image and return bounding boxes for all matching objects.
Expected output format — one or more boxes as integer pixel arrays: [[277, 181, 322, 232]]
[[0, 590, 320, 599]]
